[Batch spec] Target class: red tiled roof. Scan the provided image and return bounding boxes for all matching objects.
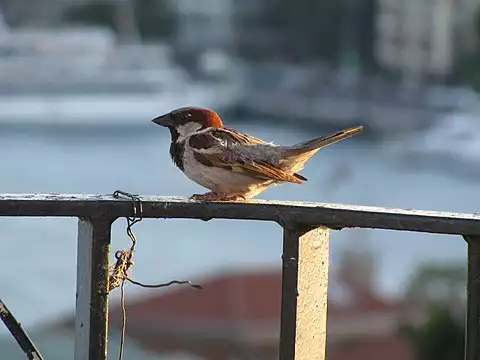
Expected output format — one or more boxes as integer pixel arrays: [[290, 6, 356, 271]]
[[328, 296, 422, 318], [328, 337, 413, 360], [113, 270, 282, 324], [112, 269, 423, 329]]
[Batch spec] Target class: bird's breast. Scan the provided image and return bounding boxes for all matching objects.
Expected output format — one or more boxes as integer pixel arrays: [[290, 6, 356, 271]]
[[181, 145, 268, 195]]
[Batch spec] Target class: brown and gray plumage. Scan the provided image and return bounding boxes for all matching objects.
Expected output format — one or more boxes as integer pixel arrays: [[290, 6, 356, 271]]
[[152, 106, 363, 201]]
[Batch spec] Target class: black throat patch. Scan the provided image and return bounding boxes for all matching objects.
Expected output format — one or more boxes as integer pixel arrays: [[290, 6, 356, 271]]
[[168, 128, 185, 170]]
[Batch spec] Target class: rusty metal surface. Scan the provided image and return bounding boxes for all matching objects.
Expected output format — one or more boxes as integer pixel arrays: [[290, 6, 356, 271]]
[[0, 194, 480, 234], [74, 217, 113, 360], [464, 236, 480, 360], [280, 225, 329, 360]]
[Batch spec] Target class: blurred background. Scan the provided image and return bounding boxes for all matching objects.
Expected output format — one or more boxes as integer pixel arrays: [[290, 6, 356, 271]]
[[0, 0, 478, 359]]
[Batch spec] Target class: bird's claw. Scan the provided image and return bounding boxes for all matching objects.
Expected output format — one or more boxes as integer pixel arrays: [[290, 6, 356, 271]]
[[190, 192, 220, 201], [189, 192, 247, 202]]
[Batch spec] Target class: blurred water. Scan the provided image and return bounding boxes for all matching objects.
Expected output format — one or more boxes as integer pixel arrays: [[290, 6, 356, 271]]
[[0, 120, 473, 333]]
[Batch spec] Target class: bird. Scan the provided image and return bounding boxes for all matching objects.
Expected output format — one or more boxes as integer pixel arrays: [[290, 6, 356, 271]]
[[152, 106, 363, 201]]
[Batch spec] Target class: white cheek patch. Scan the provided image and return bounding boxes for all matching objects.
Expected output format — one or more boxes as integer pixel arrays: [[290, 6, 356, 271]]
[[176, 123, 203, 142]]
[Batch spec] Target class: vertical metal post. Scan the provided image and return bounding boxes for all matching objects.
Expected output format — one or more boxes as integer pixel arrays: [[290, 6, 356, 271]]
[[280, 225, 330, 360], [75, 217, 114, 360], [464, 236, 480, 360]]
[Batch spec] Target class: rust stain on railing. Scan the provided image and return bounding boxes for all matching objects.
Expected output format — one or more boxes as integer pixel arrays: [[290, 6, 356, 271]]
[[1, 193, 479, 360]]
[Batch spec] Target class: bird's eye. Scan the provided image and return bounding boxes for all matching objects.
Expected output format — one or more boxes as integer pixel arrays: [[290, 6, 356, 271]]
[[180, 112, 193, 121]]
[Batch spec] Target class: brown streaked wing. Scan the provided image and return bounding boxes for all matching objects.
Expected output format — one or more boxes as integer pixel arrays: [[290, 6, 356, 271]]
[[188, 132, 218, 150], [190, 127, 306, 183], [215, 127, 270, 145], [230, 161, 307, 183], [188, 128, 264, 151], [193, 148, 306, 184]]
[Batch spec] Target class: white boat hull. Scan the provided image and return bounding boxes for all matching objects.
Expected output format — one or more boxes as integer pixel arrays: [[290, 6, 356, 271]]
[[0, 86, 231, 125]]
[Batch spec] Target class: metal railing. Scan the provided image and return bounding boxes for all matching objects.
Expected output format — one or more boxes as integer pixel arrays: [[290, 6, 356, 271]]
[[1, 193, 480, 360]]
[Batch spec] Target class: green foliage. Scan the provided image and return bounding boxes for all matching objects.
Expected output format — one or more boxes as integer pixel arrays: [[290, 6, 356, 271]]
[[401, 263, 466, 360], [401, 306, 464, 360], [405, 263, 467, 305], [451, 5, 480, 90], [64, 1, 115, 29], [451, 51, 480, 90], [63, 0, 176, 40], [134, 0, 176, 40], [476, 6, 480, 44]]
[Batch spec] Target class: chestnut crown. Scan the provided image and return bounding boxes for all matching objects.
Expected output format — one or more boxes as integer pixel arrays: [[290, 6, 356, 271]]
[[152, 107, 223, 129]]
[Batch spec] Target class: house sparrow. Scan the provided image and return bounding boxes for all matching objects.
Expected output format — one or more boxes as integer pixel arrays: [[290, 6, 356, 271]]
[[152, 107, 363, 201]]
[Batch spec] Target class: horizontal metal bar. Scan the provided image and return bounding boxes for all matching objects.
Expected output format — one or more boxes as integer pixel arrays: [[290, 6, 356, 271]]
[[0, 193, 480, 235]]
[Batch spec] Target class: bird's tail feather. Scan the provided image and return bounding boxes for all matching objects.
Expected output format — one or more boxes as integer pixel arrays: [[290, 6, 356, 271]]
[[286, 125, 363, 156]]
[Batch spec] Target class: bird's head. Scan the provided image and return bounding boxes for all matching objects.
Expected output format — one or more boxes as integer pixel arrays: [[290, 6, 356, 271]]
[[152, 107, 223, 142]]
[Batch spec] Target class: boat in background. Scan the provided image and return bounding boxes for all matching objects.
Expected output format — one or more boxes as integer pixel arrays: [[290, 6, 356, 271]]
[[0, 15, 237, 125], [387, 97, 480, 179]]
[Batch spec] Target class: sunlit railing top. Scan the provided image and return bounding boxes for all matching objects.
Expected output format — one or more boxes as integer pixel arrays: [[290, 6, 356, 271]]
[[1, 193, 480, 235]]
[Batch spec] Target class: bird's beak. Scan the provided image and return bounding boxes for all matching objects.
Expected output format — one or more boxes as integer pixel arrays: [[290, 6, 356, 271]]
[[152, 113, 173, 127]]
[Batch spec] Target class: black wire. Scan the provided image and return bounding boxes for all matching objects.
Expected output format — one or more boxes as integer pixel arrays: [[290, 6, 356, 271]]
[[127, 278, 203, 290], [110, 190, 203, 360]]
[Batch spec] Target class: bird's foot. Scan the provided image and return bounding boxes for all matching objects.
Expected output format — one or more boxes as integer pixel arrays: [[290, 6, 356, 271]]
[[219, 193, 248, 201], [190, 192, 221, 201], [189, 192, 247, 202]]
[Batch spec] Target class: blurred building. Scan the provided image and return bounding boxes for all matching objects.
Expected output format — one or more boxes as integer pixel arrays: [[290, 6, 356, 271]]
[[173, 0, 289, 61], [0, 0, 65, 26], [375, 0, 478, 85], [173, 0, 234, 61], [232, 0, 284, 61]]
